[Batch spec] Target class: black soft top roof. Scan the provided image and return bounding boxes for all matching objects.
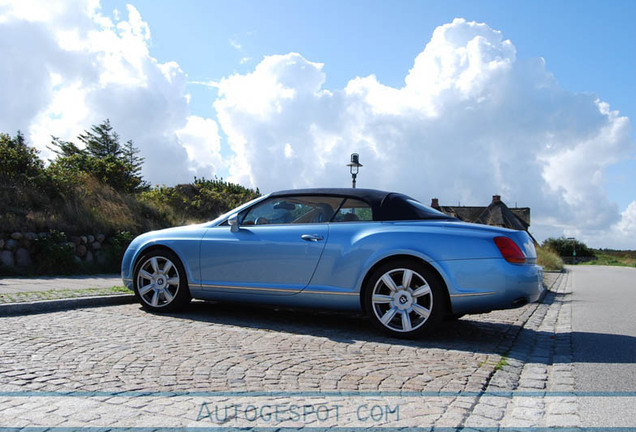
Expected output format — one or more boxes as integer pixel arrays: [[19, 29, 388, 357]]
[[269, 188, 455, 221]]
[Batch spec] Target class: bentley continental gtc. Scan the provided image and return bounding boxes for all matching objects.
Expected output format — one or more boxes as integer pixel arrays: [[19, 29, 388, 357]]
[[122, 188, 544, 338]]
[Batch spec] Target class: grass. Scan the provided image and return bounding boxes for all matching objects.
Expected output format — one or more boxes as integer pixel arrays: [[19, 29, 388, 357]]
[[0, 285, 131, 304], [583, 250, 636, 268], [495, 356, 509, 371], [536, 246, 564, 272], [478, 355, 509, 371]]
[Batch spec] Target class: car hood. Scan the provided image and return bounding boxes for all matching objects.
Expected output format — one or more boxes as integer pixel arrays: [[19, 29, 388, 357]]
[[127, 223, 209, 250]]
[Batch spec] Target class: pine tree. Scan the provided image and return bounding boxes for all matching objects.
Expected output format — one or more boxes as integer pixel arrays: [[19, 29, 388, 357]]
[[78, 119, 121, 158], [49, 136, 85, 157], [122, 139, 144, 177], [48, 120, 147, 193]]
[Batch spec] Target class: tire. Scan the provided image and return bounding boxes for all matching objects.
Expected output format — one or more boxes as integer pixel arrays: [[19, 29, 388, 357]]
[[133, 249, 191, 312], [364, 259, 446, 338]]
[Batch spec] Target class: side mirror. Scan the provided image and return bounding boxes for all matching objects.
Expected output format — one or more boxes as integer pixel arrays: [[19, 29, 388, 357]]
[[228, 213, 240, 233]]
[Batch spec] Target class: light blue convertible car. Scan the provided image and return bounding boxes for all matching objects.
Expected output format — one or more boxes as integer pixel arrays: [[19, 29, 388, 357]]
[[122, 188, 543, 338]]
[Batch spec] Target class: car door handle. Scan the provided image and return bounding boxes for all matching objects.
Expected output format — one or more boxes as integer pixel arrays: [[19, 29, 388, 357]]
[[301, 234, 324, 242]]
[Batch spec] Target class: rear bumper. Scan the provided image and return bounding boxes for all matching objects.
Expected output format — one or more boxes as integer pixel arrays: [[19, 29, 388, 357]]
[[441, 259, 544, 315]]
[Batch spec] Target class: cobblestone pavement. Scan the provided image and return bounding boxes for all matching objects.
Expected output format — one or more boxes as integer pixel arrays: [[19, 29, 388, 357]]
[[0, 272, 574, 429]]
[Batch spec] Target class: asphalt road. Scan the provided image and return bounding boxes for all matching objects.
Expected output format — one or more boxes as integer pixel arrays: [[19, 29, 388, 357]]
[[571, 265, 636, 427]]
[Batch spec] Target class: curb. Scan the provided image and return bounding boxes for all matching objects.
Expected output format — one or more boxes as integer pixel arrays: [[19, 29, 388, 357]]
[[0, 294, 136, 316]]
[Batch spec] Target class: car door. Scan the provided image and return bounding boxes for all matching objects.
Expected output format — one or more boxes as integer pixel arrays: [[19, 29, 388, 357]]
[[199, 195, 341, 295]]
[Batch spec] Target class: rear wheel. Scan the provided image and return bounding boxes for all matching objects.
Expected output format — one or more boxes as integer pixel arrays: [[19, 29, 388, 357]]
[[133, 249, 191, 312], [364, 260, 445, 338]]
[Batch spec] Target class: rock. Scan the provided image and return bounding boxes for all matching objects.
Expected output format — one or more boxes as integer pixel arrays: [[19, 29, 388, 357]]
[[96, 251, 108, 265], [87, 235, 95, 243], [70, 236, 81, 246], [15, 248, 32, 267], [77, 245, 88, 257], [6, 239, 17, 250], [92, 241, 102, 250], [96, 234, 106, 243], [24, 232, 38, 241], [11, 232, 23, 240], [85, 251, 94, 263], [38, 232, 49, 239], [80, 236, 88, 244], [0, 251, 14, 268], [0, 239, 4, 249]]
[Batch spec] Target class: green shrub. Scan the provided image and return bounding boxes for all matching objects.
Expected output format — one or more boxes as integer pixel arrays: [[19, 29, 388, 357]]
[[537, 246, 564, 271], [542, 237, 595, 258], [140, 177, 260, 224], [0, 131, 45, 185], [32, 230, 79, 275], [107, 231, 135, 271]]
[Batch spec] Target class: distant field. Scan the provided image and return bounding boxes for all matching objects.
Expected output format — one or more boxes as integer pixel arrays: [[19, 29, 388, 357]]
[[584, 250, 636, 268]]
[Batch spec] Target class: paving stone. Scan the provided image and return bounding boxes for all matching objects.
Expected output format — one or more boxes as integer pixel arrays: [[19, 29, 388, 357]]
[[0, 272, 578, 429]]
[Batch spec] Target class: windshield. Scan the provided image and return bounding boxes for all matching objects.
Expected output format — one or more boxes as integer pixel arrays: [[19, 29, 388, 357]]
[[207, 194, 268, 226]]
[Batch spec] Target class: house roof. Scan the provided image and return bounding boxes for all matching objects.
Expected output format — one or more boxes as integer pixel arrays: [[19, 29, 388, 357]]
[[433, 195, 530, 231]]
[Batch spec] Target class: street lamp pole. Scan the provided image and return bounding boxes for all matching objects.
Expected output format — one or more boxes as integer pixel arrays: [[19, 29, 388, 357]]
[[567, 237, 576, 264], [347, 153, 363, 188]]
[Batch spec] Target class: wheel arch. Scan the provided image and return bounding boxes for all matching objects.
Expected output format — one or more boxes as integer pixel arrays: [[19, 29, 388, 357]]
[[131, 244, 189, 286], [132, 244, 192, 311], [359, 254, 452, 317]]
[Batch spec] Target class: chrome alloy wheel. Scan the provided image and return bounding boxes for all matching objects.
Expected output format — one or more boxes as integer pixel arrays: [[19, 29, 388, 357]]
[[370, 268, 433, 333], [136, 255, 181, 308]]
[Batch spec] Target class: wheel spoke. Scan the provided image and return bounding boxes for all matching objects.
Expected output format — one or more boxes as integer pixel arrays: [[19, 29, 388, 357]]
[[381, 275, 399, 292], [167, 276, 179, 287], [139, 269, 153, 280], [150, 257, 160, 274], [162, 260, 173, 274], [162, 289, 174, 303], [401, 311, 412, 331], [151, 291, 160, 307], [412, 303, 431, 319], [138, 283, 154, 296], [402, 269, 413, 289], [381, 307, 398, 325], [372, 294, 392, 304], [412, 284, 431, 298]]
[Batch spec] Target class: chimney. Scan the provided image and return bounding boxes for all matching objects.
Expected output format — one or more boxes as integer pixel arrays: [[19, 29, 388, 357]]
[[431, 198, 440, 209], [492, 195, 501, 203]]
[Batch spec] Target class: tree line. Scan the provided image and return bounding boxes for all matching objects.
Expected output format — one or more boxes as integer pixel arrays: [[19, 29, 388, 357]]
[[0, 120, 259, 236]]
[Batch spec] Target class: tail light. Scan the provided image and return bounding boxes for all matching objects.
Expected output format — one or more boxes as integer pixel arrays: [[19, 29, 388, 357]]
[[494, 236, 526, 264]]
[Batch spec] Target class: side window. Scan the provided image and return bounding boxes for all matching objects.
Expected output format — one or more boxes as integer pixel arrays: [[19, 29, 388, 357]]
[[241, 196, 344, 225], [333, 199, 373, 222]]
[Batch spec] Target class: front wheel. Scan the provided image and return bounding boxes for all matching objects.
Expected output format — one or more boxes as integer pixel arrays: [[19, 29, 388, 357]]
[[133, 249, 191, 312], [364, 260, 446, 338]]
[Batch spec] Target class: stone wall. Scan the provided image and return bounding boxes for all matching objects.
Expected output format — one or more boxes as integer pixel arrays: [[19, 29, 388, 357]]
[[0, 231, 111, 272]]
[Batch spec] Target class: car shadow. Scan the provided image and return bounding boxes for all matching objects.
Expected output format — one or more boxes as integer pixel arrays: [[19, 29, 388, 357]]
[[147, 300, 636, 365], [573, 331, 636, 364], [153, 301, 523, 357]]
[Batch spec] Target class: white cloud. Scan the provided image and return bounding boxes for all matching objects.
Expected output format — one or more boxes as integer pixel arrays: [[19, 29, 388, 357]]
[[2, 3, 634, 248], [214, 18, 635, 248], [176, 115, 224, 177], [0, 0, 223, 185]]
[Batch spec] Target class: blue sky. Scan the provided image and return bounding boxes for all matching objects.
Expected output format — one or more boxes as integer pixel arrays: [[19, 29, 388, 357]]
[[1, 0, 635, 248], [102, 0, 636, 209], [105, 0, 636, 122]]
